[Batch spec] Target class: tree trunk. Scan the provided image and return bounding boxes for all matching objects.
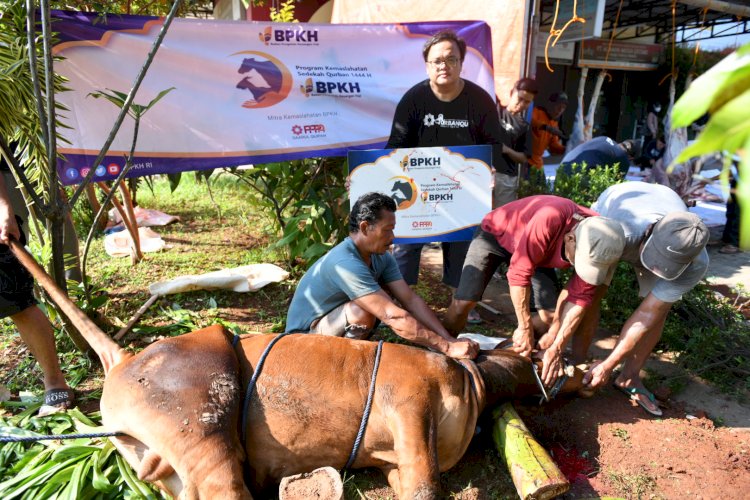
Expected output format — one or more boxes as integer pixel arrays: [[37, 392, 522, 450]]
[[566, 67, 588, 152]]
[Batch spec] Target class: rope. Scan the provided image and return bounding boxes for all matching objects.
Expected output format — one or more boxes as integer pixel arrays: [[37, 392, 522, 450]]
[[344, 340, 384, 470], [544, 0, 586, 72], [240, 332, 291, 444], [0, 431, 122, 444], [603, 0, 626, 65]]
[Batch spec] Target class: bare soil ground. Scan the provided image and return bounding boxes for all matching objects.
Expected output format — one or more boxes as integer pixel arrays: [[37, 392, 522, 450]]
[[2, 212, 749, 499]]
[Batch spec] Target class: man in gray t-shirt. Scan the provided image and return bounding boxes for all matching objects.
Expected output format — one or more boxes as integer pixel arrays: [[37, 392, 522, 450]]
[[286, 192, 478, 360], [576, 182, 709, 416]]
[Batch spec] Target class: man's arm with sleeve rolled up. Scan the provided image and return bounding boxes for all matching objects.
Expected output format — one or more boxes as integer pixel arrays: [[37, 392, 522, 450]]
[[358, 283, 479, 359], [540, 300, 587, 386], [583, 293, 672, 389], [509, 284, 535, 357], [538, 274, 598, 385]]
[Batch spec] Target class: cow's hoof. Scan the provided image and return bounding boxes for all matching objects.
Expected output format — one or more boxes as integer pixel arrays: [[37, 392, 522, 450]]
[[279, 466, 343, 500]]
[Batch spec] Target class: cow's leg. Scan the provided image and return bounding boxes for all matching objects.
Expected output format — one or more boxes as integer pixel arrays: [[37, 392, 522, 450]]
[[387, 412, 440, 499], [382, 466, 400, 495], [109, 435, 184, 498]]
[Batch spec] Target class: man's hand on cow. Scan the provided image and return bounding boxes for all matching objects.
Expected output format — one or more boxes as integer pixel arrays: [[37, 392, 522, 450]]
[[582, 361, 612, 390], [510, 327, 534, 358], [445, 338, 479, 359], [540, 345, 564, 387]]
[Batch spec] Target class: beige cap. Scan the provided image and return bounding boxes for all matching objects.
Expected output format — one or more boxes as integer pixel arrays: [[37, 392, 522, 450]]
[[574, 216, 626, 286]]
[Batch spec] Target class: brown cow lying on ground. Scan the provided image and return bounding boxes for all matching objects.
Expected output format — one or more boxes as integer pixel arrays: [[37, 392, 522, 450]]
[[12, 240, 585, 499]]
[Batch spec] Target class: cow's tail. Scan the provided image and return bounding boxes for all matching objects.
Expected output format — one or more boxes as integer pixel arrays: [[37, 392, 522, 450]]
[[10, 239, 130, 374]]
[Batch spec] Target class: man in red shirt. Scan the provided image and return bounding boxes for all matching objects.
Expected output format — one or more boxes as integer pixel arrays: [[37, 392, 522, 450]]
[[443, 195, 625, 385]]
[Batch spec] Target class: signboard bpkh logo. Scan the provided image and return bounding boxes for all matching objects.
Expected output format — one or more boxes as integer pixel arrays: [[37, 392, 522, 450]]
[[402, 152, 443, 171], [259, 26, 319, 45], [426, 192, 453, 201], [407, 156, 441, 167], [300, 79, 362, 98]]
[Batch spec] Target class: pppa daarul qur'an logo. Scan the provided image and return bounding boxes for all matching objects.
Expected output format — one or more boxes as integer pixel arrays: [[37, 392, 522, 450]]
[[291, 124, 326, 136], [258, 26, 319, 45], [232, 51, 293, 109]]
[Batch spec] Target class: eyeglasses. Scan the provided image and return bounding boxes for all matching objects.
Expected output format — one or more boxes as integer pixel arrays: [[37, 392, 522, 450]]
[[427, 56, 460, 68]]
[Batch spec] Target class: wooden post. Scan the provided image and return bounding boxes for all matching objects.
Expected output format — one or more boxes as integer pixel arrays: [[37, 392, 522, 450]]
[[492, 403, 569, 500]]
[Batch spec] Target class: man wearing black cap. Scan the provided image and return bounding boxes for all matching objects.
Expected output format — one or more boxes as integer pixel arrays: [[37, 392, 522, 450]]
[[570, 183, 709, 416], [559, 136, 642, 177], [495, 77, 538, 207], [529, 91, 568, 170]]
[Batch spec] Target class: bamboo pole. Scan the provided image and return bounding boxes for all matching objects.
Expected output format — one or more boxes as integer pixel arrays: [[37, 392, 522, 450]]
[[493, 403, 569, 500]]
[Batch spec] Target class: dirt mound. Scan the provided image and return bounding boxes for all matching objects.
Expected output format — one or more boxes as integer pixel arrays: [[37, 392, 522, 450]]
[[516, 390, 750, 499]]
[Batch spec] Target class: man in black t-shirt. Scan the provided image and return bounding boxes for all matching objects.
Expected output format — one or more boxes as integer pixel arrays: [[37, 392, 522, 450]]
[[385, 30, 505, 296], [496, 77, 537, 206]]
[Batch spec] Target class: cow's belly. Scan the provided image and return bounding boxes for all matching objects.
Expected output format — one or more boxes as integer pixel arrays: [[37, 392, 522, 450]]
[[237, 335, 475, 487]]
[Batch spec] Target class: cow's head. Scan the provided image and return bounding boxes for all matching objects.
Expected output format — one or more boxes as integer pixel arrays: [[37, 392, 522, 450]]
[[474, 349, 589, 409]]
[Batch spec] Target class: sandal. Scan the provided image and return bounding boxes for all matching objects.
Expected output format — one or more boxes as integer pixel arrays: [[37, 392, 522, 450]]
[[38, 388, 75, 417], [613, 383, 662, 417], [718, 244, 742, 254], [467, 309, 483, 325]]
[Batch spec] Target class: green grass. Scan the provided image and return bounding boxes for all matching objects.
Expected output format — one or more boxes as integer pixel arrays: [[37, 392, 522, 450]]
[[605, 467, 658, 500], [611, 427, 630, 442]]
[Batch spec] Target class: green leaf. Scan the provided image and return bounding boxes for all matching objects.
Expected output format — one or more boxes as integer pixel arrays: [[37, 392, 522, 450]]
[[168, 173, 182, 193], [91, 446, 114, 492], [50, 445, 98, 462], [61, 456, 91, 499], [274, 227, 301, 248], [674, 89, 750, 164], [671, 44, 750, 128], [115, 454, 156, 499], [87, 90, 126, 109], [141, 87, 176, 114], [301, 242, 331, 260], [739, 140, 750, 250]]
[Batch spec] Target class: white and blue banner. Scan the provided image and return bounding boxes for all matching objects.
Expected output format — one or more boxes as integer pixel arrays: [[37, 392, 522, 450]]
[[51, 11, 495, 184], [348, 145, 492, 243]]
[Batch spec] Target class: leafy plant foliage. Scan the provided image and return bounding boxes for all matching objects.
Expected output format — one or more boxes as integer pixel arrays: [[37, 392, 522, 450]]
[[671, 43, 750, 248], [517, 163, 625, 206], [0, 407, 159, 498], [227, 157, 349, 268]]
